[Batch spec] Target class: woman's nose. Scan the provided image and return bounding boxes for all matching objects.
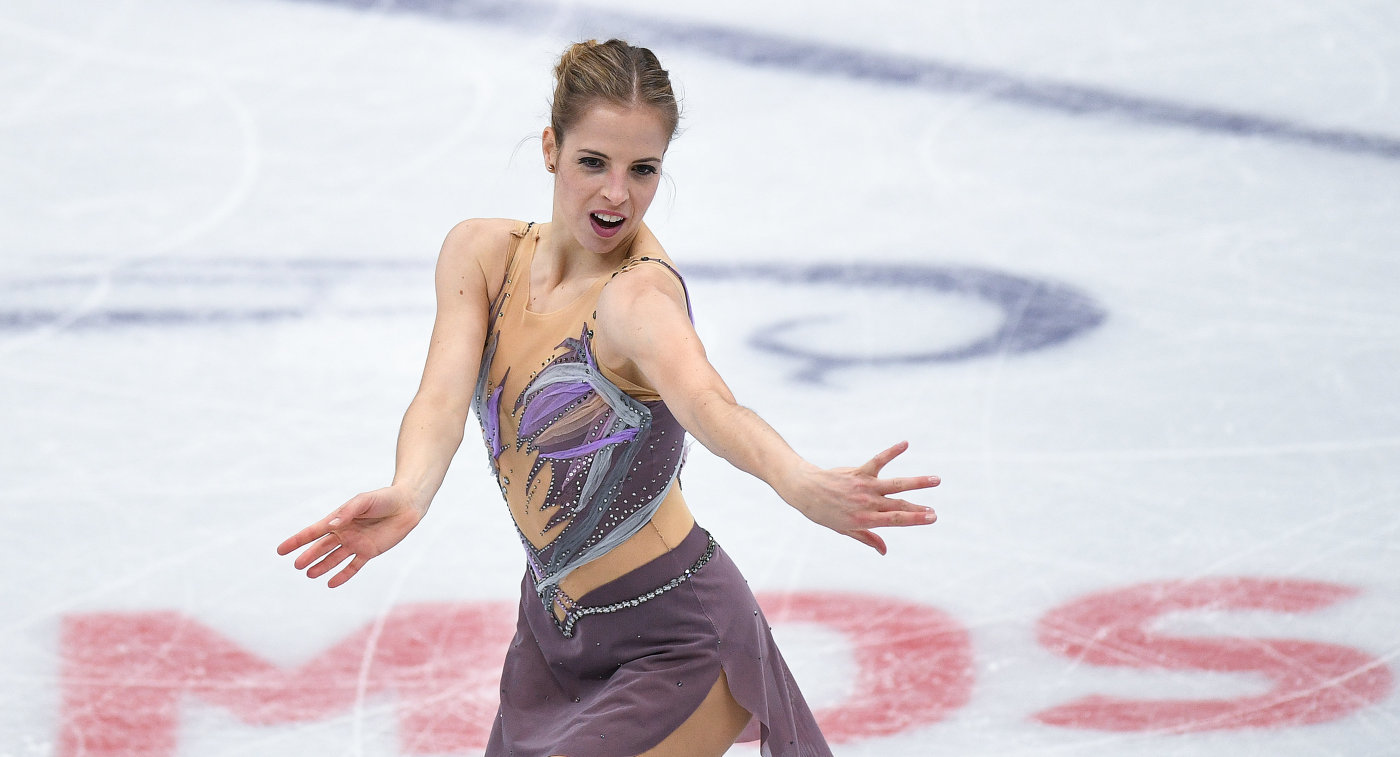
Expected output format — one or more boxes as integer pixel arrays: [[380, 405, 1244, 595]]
[[601, 171, 628, 204]]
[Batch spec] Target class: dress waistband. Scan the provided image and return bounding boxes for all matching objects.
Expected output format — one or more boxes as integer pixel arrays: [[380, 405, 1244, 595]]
[[546, 524, 716, 638]]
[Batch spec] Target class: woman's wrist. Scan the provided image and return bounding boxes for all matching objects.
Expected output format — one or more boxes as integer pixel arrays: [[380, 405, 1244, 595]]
[[387, 477, 436, 515], [771, 458, 820, 510]]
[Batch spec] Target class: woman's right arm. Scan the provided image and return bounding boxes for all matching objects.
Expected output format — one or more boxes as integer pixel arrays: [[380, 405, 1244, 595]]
[[389, 218, 502, 509], [276, 219, 506, 587]]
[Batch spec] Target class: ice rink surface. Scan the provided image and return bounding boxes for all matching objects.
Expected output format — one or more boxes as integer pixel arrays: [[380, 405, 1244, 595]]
[[3, 1, 1399, 754]]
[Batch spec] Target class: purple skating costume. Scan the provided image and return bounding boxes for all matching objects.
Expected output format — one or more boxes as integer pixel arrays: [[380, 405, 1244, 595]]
[[474, 222, 831, 756]]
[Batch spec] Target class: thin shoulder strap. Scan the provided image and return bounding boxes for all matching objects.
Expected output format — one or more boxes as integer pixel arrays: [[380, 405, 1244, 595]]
[[485, 221, 533, 327], [613, 255, 694, 323], [505, 221, 533, 275]]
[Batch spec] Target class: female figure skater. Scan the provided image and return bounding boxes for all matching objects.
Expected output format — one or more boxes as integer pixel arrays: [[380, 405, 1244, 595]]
[[278, 39, 939, 756]]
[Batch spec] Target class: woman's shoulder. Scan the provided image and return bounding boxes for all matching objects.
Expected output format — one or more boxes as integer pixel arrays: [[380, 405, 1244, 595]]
[[441, 217, 530, 256], [436, 218, 529, 290], [598, 228, 689, 322], [624, 222, 670, 263]]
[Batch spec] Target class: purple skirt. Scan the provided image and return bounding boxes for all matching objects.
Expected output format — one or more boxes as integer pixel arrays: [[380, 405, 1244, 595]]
[[485, 524, 832, 756]]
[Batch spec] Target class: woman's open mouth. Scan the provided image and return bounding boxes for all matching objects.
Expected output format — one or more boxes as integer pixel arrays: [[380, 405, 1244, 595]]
[[590, 212, 625, 237]]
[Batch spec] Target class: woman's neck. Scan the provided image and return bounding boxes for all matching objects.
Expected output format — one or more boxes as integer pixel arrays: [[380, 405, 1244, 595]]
[[536, 222, 634, 280]]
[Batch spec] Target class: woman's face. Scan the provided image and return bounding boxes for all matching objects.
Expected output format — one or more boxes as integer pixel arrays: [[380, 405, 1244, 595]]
[[544, 102, 670, 256]]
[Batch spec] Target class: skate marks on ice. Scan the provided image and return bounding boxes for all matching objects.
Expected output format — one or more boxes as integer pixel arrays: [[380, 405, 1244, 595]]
[[299, 0, 1400, 161]]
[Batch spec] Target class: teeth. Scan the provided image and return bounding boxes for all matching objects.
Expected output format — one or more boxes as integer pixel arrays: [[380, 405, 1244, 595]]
[[593, 213, 623, 223]]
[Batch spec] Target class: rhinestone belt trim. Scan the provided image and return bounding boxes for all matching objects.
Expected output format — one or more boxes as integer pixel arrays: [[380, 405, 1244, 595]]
[[554, 531, 717, 638]]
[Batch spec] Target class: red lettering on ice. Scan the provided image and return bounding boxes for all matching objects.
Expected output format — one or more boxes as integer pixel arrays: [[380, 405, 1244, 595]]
[[1033, 577, 1393, 732], [59, 602, 515, 756], [758, 591, 974, 740], [58, 592, 970, 753]]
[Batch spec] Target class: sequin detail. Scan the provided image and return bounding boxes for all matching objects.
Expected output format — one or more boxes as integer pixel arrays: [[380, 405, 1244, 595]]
[[548, 531, 716, 638], [472, 226, 694, 631], [502, 323, 687, 615]]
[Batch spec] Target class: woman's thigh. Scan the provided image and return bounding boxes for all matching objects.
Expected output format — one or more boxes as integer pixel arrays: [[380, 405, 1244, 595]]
[[639, 670, 752, 757]]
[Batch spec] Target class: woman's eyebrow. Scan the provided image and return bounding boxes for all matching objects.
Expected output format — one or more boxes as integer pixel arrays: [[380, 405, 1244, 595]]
[[578, 148, 662, 164]]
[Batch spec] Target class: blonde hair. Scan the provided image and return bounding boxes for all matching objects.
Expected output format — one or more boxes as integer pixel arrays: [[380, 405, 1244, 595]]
[[551, 39, 680, 145]]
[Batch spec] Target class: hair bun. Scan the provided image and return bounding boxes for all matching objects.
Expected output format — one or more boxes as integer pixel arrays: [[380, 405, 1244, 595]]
[[554, 39, 602, 84], [549, 39, 681, 144]]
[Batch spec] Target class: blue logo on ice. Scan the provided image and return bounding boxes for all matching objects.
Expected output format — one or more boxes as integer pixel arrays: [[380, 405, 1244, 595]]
[[0, 258, 1105, 383]]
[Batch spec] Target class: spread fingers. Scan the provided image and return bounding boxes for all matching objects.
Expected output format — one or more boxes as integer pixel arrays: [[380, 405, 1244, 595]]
[[306, 544, 353, 579], [292, 533, 341, 571], [327, 556, 368, 589], [858, 440, 910, 477], [877, 508, 937, 526], [867, 498, 937, 526], [874, 475, 941, 495]]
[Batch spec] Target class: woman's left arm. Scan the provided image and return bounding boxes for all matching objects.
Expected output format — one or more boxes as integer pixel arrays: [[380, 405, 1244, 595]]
[[595, 266, 939, 554]]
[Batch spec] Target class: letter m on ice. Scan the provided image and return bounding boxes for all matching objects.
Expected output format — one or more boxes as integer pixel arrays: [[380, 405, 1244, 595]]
[[59, 602, 515, 755]]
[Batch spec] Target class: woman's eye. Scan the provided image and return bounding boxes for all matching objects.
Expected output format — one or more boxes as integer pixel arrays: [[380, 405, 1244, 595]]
[[632, 164, 658, 176], [579, 157, 604, 169]]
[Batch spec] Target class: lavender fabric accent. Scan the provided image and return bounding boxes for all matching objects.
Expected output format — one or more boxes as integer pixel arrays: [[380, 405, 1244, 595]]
[[485, 525, 833, 757], [473, 332, 505, 467], [484, 374, 506, 459], [517, 379, 593, 437], [538, 427, 639, 460], [506, 325, 687, 606]]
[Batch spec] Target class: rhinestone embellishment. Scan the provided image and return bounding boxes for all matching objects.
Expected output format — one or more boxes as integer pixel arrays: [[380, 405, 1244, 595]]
[[554, 532, 716, 638]]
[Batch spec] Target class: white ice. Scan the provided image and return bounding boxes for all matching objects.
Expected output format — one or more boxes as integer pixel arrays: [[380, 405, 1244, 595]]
[[2, 1, 1398, 755]]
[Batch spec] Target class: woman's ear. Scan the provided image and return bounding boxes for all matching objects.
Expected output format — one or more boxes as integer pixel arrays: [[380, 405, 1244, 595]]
[[542, 127, 558, 172]]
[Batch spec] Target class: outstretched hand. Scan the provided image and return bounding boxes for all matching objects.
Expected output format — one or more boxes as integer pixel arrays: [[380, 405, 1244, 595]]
[[276, 486, 426, 588], [782, 441, 940, 555]]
